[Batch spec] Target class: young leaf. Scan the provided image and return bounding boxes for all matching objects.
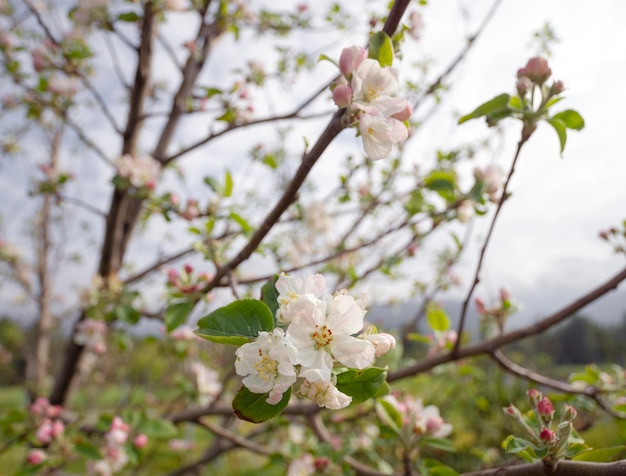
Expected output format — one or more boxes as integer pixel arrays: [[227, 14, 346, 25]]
[[426, 303, 450, 332], [552, 109, 585, 130], [195, 299, 274, 345], [223, 170, 233, 197], [139, 418, 178, 439], [164, 301, 194, 332], [458, 94, 511, 125], [233, 386, 291, 423], [368, 31, 394, 67], [318, 53, 338, 67], [376, 397, 403, 433], [547, 117, 567, 154], [229, 211, 253, 233], [261, 275, 280, 320], [114, 305, 141, 325], [336, 367, 389, 404]]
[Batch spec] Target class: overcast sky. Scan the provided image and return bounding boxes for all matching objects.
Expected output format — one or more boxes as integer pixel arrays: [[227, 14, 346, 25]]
[[1, 0, 625, 327]]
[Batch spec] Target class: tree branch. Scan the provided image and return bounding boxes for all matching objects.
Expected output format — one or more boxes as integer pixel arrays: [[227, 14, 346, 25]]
[[461, 459, 626, 476]]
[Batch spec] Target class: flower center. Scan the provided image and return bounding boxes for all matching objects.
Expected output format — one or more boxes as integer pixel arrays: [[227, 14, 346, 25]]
[[254, 353, 278, 382], [278, 291, 299, 307], [310, 324, 333, 350]]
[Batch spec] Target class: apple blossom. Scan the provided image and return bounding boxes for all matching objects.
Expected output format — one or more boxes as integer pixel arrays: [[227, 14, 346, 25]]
[[286, 293, 375, 382], [190, 361, 222, 406], [517, 56, 552, 85], [358, 107, 409, 160], [332, 84, 352, 108], [235, 328, 298, 404], [299, 377, 352, 409], [364, 332, 396, 357], [74, 319, 107, 354], [287, 453, 316, 476], [275, 272, 326, 323], [114, 154, 161, 189]]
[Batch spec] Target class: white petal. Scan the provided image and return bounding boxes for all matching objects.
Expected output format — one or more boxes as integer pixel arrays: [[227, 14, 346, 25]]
[[331, 335, 375, 369]]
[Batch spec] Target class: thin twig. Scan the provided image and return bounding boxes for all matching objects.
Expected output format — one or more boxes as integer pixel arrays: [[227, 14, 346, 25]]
[[453, 132, 530, 356]]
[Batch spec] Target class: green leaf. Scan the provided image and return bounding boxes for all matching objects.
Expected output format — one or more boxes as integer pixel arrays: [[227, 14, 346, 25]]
[[508, 95, 522, 109], [552, 109, 585, 130], [407, 333, 431, 344], [458, 93, 511, 125], [421, 437, 456, 452], [376, 397, 403, 433], [75, 440, 102, 460], [404, 190, 424, 216], [139, 418, 178, 439], [420, 458, 459, 476], [233, 386, 291, 423], [261, 275, 280, 320], [368, 31, 394, 67], [503, 435, 540, 462], [424, 170, 456, 193], [572, 445, 626, 462], [117, 12, 141, 22], [223, 170, 233, 197], [426, 303, 450, 332], [114, 305, 141, 325], [318, 53, 338, 67], [204, 176, 220, 193], [547, 117, 567, 153], [202, 87, 222, 98], [336, 367, 388, 404], [229, 211, 253, 233], [164, 301, 194, 333], [195, 299, 274, 345]]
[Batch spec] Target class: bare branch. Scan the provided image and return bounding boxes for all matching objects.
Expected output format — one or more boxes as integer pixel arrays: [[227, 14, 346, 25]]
[[389, 266, 626, 382], [461, 459, 626, 476]]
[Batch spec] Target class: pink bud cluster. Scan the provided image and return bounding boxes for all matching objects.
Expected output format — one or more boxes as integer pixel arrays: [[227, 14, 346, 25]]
[[474, 287, 515, 335], [90, 416, 142, 474], [30, 397, 64, 446], [166, 264, 213, 296], [114, 154, 161, 191], [378, 393, 452, 443], [332, 45, 411, 159], [599, 224, 626, 254], [473, 164, 504, 203], [505, 390, 579, 455], [167, 194, 201, 221], [427, 329, 458, 356], [515, 56, 565, 114]]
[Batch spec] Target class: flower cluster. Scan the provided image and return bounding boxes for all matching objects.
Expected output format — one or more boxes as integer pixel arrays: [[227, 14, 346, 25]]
[[474, 287, 517, 336], [503, 390, 584, 462], [332, 45, 410, 160], [166, 264, 213, 297], [74, 318, 107, 354], [190, 361, 222, 406], [114, 154, 161, 190], [90, 417, 131, 475], [234, 273, 395, 409], [376, 393, 452, 448], [30, 397, 64, 446]]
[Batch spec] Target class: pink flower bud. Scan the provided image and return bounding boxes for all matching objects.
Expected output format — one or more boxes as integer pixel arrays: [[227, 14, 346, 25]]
[[561, 404, 577, 422], [332, 84, 352, 108], [183, 264, 194, 275], [503, 404, 521, 418], [517, 57, 552, 85], [133, 433, 148, 449], [499, 287, 511, 303], [167, 268, 179, 286], [314, 457, 330, 472], [27, 449, 47, 465], [551, 80, 564, 95], [539, 427, 556, 444], [537, 397, 554, 417], [30, 397, 49, 416], [339, 45, 367, 77], [474, 297, 487, 315], [516, 77, 533, 96]]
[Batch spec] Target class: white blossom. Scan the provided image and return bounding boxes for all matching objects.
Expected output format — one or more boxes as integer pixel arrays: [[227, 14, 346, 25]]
[[235, 328, 298, 404], [190, 362, 222, 406], [286, 293, 375, 382], [299, 377, 351, 409], [275, 272, 326, 324], [114, 154, 161, 189], [358, 107, 408, 160], [364, 332, 396, 357]]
